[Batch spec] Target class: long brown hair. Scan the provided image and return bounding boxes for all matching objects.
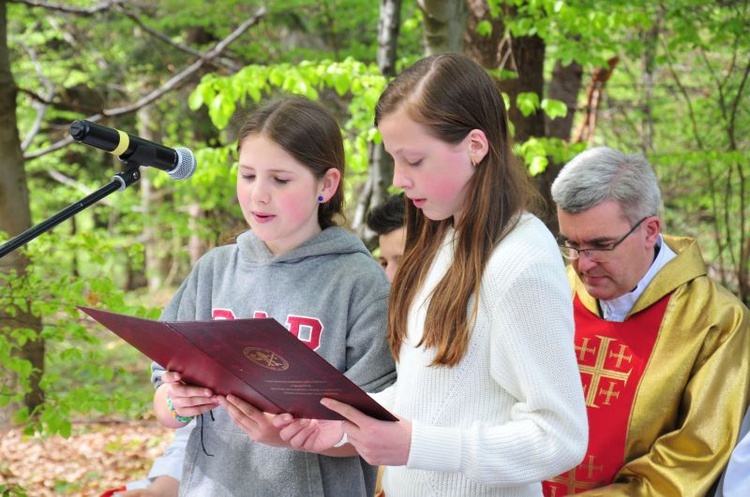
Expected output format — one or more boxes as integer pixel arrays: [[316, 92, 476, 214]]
[[237, 96, 346, 229], [376, 53, 538, 366]]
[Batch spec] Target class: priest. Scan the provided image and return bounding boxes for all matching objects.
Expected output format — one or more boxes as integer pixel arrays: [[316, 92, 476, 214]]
[[543, 146, 750, 496]]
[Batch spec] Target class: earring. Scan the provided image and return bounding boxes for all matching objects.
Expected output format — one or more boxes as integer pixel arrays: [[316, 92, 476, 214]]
[[317, 195, 324, 202]]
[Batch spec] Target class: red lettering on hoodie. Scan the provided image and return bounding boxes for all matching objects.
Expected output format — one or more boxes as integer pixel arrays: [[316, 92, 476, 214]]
[[211, 309, 323, 351], [286, 316, 323, 351]]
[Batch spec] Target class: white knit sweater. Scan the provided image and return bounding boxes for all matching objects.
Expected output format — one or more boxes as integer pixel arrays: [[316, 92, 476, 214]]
[[373, 214, 587, 497]]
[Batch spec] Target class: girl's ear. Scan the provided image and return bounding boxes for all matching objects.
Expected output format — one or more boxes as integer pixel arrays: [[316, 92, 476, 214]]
[[467, 129, 489, 165], [318, 168, 341, 202]]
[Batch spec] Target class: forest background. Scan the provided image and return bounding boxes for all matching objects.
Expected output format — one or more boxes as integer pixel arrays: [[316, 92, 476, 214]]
[[0, 0, 748, 494]]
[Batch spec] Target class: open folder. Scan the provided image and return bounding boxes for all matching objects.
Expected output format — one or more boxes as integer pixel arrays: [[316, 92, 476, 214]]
[[78, 306, 396, 422]]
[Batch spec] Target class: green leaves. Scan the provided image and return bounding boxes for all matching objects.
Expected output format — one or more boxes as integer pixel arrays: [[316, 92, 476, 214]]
[[514, 138, 586, 176], [190, 58, 386, 132], [0, 228, 156, 437], [541, 98, 568, 119], [516, 92, 540, 117], [515, 93, 567, 120], [188, 58, 387, 188], [476, 20, 494, 37]]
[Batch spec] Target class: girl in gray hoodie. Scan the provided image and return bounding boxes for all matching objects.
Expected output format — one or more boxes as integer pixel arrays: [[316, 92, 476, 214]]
[[151, 96, 396, 497]]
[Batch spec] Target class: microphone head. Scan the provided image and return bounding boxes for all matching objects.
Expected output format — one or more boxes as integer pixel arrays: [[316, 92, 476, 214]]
[[170, 147, 197, 180]]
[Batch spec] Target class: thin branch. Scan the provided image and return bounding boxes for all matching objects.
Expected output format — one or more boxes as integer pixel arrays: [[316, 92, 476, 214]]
[[44, 169, 114, 207], [19, 44, 55, 152], [8, 0, 127, 15], [723, 167, 736, 271], [22, 132, 68, 159], [113, 5, 241, 73], [728, 59, 750, 151], [698, 48, 728, 124], [659, 37, 704, 150], [104, 10, 264, 115], [17, 87, 54, 105], [659, 36, 727, 271], [739, 160, 748, 303], [24, 8, 266, 160]]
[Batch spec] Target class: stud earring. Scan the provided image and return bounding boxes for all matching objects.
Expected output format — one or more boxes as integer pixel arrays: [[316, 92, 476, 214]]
[[317, 195, 324, 202]]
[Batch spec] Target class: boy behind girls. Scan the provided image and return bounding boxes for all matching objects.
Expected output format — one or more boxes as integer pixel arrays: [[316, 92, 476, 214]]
[[366, 192, 406, 283]]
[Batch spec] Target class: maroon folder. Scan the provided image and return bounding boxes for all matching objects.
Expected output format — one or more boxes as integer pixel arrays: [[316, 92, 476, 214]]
[[78, 306, 396, 422]]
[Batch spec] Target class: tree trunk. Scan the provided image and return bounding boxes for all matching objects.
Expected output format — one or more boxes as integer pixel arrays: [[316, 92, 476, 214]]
[[0, 0, 44, 427], [547, 60, 583, 141], [572, 56, 619, 145], [372, 0, 402, 199], [355, 0, 402, 238], [502, 34, 546, 142], [640, 13, 661, 153], [377, 0, 401, 78], [540, 59, 584, 234], [465, 3, 558, 230], [500, 34, 554, 227], [465, 0, 505, 69], [418, 0, 468, 55]]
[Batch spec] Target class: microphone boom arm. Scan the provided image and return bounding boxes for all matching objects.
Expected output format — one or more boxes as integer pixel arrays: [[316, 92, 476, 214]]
[[0, 166, 142, 259]]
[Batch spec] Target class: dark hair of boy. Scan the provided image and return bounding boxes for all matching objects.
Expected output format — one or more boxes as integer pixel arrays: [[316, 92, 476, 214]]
[[366, 192, 406, 236]]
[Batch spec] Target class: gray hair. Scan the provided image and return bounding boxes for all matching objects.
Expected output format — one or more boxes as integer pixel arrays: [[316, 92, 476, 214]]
[[551, 146, 662, 223]]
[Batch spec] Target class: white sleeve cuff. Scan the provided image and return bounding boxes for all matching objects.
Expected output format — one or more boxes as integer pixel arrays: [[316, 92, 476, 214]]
[[407, 420, 462, 473]]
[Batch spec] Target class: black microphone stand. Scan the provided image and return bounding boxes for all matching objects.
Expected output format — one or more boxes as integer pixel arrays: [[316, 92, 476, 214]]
[[0, 165, 142, 259]]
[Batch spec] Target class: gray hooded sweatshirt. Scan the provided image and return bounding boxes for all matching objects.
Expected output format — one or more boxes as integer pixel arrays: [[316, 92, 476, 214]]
[[152, 227, 396, 496]]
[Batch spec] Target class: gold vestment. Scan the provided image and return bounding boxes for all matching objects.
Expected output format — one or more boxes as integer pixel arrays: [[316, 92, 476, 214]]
[[552, 235, 750, 496]]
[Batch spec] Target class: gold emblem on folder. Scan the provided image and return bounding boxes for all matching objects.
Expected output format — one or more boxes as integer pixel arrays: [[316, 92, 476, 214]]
[[243, 347, 290, 371]]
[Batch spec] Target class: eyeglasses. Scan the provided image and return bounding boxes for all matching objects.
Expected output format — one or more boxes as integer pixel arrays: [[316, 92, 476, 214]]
[[558, 217, 649, 262]]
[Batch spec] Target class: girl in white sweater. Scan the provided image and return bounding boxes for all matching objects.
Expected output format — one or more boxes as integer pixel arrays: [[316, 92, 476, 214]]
[[276, 53, 588, 497]]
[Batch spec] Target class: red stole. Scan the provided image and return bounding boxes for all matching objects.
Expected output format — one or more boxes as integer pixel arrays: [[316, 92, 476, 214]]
[[542, 293, 671, 495]]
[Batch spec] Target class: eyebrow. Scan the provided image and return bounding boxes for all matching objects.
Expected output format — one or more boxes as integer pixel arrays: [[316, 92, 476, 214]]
[[238, 165, 296, 175], [560, 234, 618, 247]]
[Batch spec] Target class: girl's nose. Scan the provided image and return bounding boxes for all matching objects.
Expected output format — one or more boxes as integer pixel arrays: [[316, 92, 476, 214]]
[[392, 163, 412, 190], [252, 184, 270, 204]]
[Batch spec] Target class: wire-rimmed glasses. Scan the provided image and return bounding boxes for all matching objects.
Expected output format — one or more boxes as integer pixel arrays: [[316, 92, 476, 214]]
[[557, 217, 649, 262]]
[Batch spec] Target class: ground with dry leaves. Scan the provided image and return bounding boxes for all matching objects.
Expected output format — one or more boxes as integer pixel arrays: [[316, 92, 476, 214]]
[[1, 419, 172, 496]]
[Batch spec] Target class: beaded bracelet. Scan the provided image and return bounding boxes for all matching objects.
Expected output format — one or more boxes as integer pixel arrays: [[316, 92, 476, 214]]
[[167, 395, 193, 423]]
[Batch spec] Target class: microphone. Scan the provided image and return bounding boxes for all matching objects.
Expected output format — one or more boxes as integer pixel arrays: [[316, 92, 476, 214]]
[[69, 120, 197, 180]]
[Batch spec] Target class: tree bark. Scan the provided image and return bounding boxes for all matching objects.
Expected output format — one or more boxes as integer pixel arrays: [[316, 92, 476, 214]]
[[465, 3, 558, 229], [640, 14, 661, 153], [418, 0, 468, 55], [465, 0, 505, 69], [0, 0, 44, 427], [502, 34, 546, 143], [499, 34, 555, 227], [572, 56, 619, 145], [540, 59, 584, 234], [377, 0, 401, 78], [355, 0, 402, 239], [547, 60, 583, 141]]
